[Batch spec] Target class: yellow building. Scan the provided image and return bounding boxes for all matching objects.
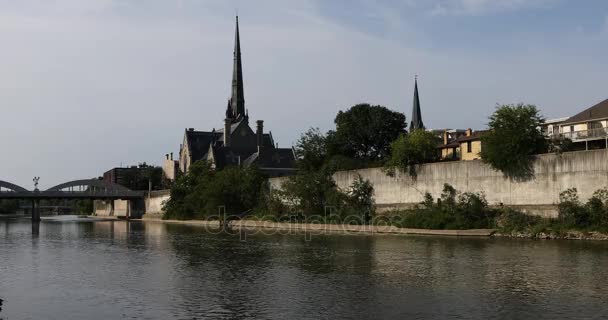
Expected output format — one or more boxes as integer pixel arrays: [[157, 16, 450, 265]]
[[438, 128, 485, 161]]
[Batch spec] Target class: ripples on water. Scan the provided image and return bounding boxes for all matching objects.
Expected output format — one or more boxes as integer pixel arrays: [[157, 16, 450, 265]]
[[1, 215, 608, 319]]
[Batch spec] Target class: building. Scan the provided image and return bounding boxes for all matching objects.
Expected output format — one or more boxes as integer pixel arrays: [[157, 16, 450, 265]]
[[550, 99, 608, 150], [177, 17, 296, 177], [437, 128, 486, 161], [541, 117, 568, 137], [435, 129, 466, 160], [162, 153, 179, 182], [103, 164, 163, 191]]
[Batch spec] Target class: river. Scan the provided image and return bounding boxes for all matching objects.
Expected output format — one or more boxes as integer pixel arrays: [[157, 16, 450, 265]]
[[1, 216, 607, 319]]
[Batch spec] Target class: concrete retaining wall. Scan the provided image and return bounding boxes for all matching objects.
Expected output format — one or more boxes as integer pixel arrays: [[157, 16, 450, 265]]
[[94, 190, 170, 218], [269, 150, 608, 217], [145, 190, 170, 215]]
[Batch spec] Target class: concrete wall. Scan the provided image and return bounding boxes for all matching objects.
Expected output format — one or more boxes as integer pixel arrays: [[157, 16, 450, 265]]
[[93, 190, 170, 218], [269, 149, 608, 217], [93, 199, 146, 218], [145, 190, 170, 215]]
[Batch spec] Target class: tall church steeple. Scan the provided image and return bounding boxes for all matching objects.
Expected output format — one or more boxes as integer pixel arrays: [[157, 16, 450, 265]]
[[410, 77, 424, 131], [229, 15, 245, 121]]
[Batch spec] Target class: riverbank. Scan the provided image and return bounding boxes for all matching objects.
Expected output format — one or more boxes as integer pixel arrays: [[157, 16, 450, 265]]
[[142, 216, 496, 237], [494, 230, 608, 241], [140, 216, 608, 240]]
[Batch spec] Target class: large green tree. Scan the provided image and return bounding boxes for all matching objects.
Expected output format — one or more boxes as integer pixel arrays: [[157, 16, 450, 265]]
[[329, 103, 406, 162], [384, 129, 438, 175], [480, 104, 548, 180], [163, 161, 266, 220]]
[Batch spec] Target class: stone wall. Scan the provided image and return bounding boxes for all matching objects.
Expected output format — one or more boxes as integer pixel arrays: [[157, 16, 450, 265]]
[[269, 149, 608, 217]]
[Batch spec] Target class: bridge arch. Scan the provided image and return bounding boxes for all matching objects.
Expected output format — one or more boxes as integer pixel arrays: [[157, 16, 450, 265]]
[[46, 179, 132, 192], [0, 180, 28, 192]]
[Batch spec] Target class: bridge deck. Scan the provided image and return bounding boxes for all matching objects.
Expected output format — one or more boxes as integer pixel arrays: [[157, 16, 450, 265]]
[[0, 191, 144, 200]]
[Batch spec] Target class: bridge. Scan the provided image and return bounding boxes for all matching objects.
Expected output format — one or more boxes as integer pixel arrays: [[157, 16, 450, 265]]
[[0, 179, 144, 221]]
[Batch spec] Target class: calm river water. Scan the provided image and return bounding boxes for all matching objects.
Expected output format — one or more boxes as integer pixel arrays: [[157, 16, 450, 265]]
[[1, 216, 608, 319]]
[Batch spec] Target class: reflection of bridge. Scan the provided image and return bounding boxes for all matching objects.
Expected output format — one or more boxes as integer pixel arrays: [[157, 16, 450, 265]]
[[0, 179, 144, 221]]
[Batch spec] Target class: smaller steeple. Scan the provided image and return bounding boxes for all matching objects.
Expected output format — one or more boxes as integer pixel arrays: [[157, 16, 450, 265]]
[[410, 76, 424, 131], [225, 99, 232, 119]]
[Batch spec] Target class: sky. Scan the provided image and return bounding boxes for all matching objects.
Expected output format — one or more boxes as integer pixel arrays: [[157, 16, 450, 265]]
[[1, 0, 607, 188]]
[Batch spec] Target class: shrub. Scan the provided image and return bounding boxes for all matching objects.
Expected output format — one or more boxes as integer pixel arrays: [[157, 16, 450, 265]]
[[163, 162, 266, 220], [497, 208, 542, 232], [558, 188, 589, 227], [390, 184, 496, 230]]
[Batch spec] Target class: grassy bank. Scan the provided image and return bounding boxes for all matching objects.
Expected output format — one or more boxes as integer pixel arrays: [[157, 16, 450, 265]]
[[381, 185, 608, 240]]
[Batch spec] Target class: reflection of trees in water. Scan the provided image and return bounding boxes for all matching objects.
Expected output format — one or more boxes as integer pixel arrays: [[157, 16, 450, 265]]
[[164, 223, 274, 319], [289, 234, 375, 275]]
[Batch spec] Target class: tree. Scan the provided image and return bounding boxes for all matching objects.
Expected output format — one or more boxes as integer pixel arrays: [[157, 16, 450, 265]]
[[163, 161, 266, 220], [293, 127, 328, 172], [385, 129, 438, 175], [330, 103, 406, 162], [480, 104, 548, 180]]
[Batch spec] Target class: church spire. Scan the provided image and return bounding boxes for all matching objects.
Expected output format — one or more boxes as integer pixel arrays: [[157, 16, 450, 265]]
[[229, 15, 245, 120], [410, 76, 424, 131]]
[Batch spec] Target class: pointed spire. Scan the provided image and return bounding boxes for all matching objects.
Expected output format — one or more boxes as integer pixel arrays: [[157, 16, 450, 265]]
[[410, 76, 424, 131], [225, 99, 232, 119], [229, 15, 245, 120]]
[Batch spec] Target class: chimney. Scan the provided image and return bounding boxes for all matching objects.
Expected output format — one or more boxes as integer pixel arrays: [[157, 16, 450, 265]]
[[170, 152, 173, 160], [165, 154, 169, 160], [443, 130, 449, 145], [188, 128, 194, 132], [466, 128, 472, 137], [224, 118, 231, 147], [256, 120, 264, 151]]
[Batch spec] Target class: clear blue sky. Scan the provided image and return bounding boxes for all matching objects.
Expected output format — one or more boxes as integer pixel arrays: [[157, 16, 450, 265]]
[[0, 0, 607, 187]]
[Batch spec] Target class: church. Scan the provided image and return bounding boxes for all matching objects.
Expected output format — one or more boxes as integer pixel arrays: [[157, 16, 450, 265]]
[[174, 17, 296, 178]]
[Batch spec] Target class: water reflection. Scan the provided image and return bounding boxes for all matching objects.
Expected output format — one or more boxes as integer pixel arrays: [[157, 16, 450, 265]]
[[1, 216, 608, 319]]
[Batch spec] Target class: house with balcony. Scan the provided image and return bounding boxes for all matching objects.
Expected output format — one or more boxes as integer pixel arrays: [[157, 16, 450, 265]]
[[551, 99, 608, 150]]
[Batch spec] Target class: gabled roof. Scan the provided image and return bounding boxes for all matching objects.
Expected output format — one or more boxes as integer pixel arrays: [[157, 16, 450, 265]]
[[185, 130, 221, 161], [457, 131, 486, 142], [437, 141, 460, 149], [563, 99, 608, 124]]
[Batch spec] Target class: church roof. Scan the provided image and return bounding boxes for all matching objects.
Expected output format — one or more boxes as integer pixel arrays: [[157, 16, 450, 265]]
[[185, 129, 221, 161], [243, 148, 296, 169]]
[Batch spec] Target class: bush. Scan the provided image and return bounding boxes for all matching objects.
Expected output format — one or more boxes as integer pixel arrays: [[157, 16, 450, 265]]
[[268, 172, 375, 224], [497, 208, 542, 232], [390, 184, 497, 230], [555, 187, 608, 232], [163, 161, 266, 220]]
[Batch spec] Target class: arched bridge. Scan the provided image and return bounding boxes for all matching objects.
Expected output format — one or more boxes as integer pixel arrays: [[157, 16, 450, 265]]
[[0, 179, 143, 200], [0, 179, 144, 221]]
